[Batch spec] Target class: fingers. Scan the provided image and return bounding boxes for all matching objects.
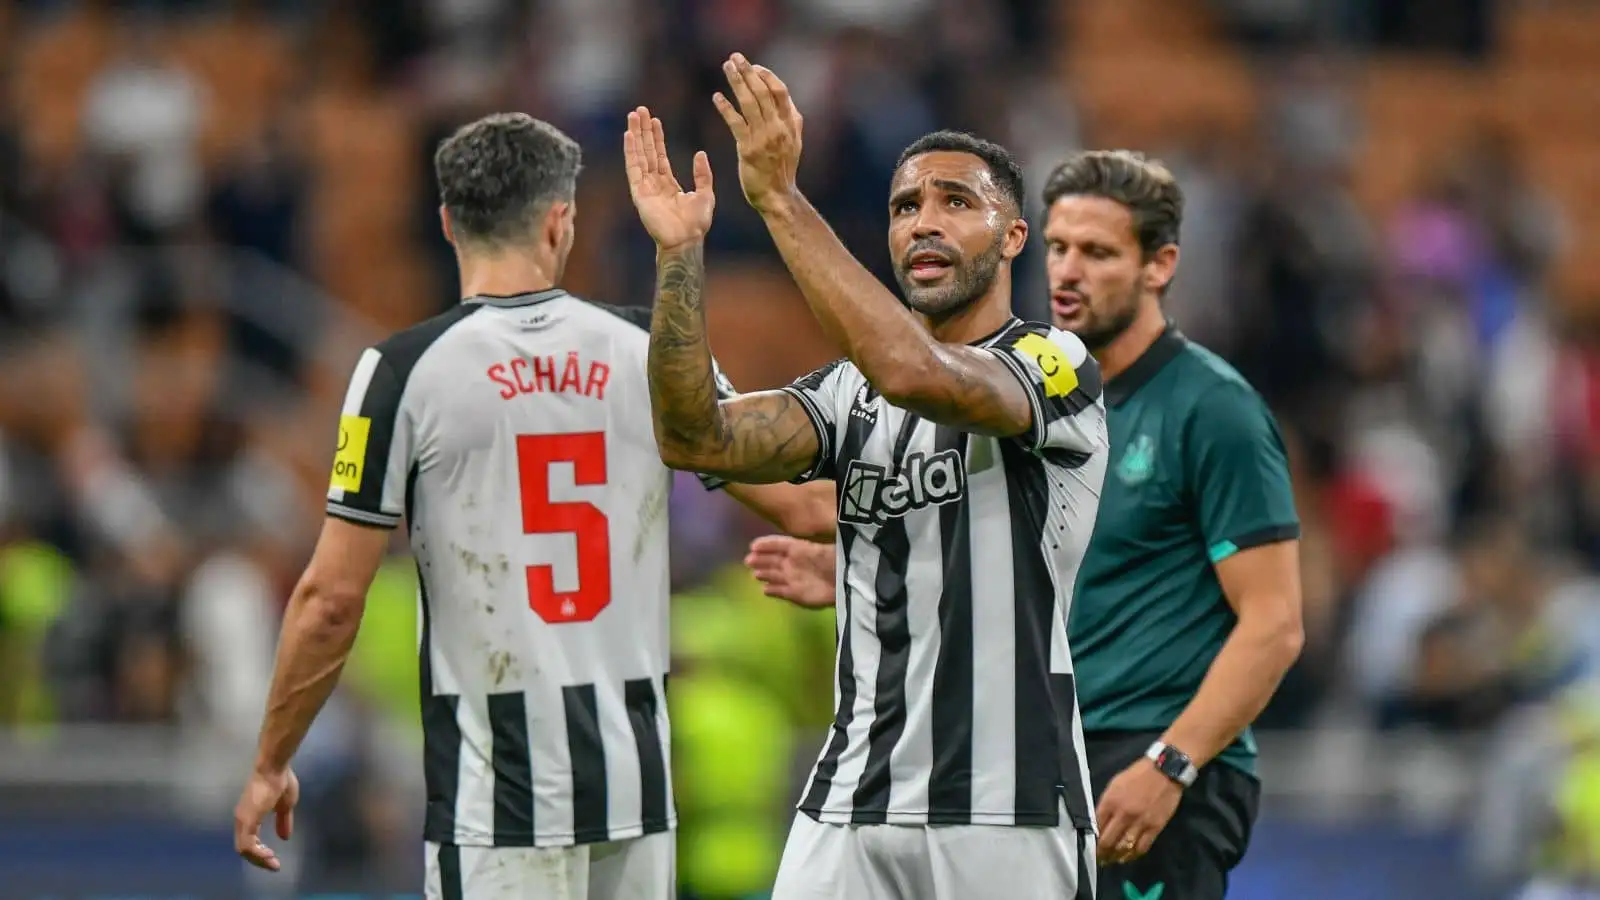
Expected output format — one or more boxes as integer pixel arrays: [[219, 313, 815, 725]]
[[637, 107, 660, 177], [723, 53, 774, 126], [692, 150, 713, 194], [275, 798, 295, 841], [234, 812, 281, 872], [712, 91, 748, 142], [751, 64, 796, 123], [749, 534, 798, 555], [649, 116, 671, 174]]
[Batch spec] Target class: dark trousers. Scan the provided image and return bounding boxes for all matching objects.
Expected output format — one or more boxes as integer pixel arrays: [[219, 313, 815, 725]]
[[1086, 731, 1260, 900]]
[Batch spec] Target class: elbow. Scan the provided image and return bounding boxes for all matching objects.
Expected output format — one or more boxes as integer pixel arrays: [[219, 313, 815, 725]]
[[293, 580, 366, 634], [1265, 607, 1306, 667], [1241, 598, 1305, 669]]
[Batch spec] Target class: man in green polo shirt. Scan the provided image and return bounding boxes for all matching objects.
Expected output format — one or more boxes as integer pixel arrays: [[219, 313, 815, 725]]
[[744, 149, 1304, 900]]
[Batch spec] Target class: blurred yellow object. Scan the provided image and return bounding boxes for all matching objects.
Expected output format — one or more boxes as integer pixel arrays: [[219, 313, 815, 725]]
[[346, 556, 421, 736], [0, 541, 74, 726], [670, 669, 793, 896]]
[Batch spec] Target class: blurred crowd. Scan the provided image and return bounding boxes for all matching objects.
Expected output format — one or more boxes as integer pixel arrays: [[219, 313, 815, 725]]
[[2, 0, 1600, 897]]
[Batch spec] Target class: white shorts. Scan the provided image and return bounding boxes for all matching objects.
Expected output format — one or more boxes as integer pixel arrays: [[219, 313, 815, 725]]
[[771, 809, 1096, 900], [423, 832, 675, 900]]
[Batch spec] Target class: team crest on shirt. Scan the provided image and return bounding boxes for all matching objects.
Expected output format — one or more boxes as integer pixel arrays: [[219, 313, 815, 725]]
[[848, 383, 877, 425], [1115, 434, 1156, 486], [839, 450, 965, 525]]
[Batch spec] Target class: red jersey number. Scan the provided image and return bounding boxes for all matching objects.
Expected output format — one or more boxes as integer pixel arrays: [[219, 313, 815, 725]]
[[516, 432, 611, 624]]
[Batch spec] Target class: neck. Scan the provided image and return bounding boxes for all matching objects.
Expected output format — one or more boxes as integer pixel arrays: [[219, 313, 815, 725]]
[[926, 275, 1015, 345], [457, 246, 557, 300], [1094, 301, 1168, 382]]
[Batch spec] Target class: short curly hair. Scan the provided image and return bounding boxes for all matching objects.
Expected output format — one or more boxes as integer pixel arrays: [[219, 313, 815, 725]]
[[895, 130, 1026, 216], [1041, 150, 1183, 258], [434, 113, 583, 246]]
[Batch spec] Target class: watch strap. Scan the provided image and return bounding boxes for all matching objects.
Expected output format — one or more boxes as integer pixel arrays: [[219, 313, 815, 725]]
[[1146, 741, 1199, 788]]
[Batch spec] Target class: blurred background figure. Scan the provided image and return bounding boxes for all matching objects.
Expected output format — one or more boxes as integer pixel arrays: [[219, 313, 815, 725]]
[[0, 1, 1598, 898]]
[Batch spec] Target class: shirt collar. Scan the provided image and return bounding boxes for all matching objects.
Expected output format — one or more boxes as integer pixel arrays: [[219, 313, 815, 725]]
[[463, 288, 566, 308], [1104, 322, 1187, 408]]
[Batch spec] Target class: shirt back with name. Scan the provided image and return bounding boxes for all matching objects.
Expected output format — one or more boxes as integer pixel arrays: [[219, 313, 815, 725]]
[[325, 289, 696, 848]]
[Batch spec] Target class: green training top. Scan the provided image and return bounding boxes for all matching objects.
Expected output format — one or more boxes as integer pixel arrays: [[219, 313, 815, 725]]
[[1070, 325, 1299, 776]]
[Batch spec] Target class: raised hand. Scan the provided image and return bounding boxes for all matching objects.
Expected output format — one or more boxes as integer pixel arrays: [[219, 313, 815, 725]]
[[624, 107, 714, 250], [712, 53, 803, 214]]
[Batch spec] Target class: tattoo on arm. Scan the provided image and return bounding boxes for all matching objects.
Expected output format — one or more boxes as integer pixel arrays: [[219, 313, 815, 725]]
[[647, 244, 819, 482]]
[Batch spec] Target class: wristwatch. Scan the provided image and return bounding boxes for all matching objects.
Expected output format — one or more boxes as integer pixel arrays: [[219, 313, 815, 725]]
[[1146, 741, 1198, 788]]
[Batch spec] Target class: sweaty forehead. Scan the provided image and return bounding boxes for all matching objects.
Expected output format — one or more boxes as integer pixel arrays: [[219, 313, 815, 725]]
[[892, 151, 998, 199]]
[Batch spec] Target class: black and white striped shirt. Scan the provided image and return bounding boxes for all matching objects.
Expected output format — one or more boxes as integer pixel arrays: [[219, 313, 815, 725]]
[[784, 319, 1108, 829], [326, 290, 714, 848]]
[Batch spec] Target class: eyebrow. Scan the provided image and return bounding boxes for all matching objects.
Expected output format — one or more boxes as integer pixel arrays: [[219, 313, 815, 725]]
[[888, 178, 984, 209]]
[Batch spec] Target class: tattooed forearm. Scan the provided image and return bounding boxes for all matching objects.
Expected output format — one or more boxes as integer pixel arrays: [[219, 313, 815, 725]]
[[647, 243, 722, 453], [646, 243, 819, 482]]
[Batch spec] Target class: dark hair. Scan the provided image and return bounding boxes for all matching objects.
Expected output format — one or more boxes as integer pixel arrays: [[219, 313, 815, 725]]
[[433, 113, 582, 246], [1041, 150, 1183, 257], [894, 130, 1026, 215]]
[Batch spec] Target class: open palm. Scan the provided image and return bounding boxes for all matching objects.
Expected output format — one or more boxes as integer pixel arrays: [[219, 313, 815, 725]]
[[624, 107, 714, 250]]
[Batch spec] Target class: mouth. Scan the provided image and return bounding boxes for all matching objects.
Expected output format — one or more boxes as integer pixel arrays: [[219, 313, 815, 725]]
[[1051, 290, 1087, 317], [906, 250, 954, 283]]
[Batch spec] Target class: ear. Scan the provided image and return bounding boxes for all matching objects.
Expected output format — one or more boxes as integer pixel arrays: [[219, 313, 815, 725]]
[[1144, 243, 1179, 294], [1002, 215, 1029, 261], [543, 200, 573, 247], [439, 206, 455, 246]]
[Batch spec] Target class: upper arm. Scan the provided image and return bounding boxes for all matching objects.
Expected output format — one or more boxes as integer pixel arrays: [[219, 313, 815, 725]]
[[1188, 386, 1303, 627], [1185, 386, 1300, 563], [326, 347, 415, 529], [1214, 540, 1303, 638], [301, 516, 393, 613], [979, 325, 1107, 452]]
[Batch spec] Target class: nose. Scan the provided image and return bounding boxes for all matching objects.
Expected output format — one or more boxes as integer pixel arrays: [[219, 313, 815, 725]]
[[911, 207, 945, 241], [1050, 247, 1085, 284]]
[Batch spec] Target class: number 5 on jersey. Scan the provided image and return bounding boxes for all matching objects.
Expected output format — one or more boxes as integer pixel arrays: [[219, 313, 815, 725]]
[[517, 432, 612, 624]]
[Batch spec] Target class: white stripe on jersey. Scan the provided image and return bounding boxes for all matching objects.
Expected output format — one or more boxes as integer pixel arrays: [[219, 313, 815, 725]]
[[322, 291, 693, 848], [786, 319, 1108, 830]]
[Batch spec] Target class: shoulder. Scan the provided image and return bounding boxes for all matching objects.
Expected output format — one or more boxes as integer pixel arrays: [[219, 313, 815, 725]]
[[370, 303, 484, 381], [793, 357, 855, 390], [998, 319, 1090, 356], [1174, 349, 1284, 448], [580, 298, 654, 332]]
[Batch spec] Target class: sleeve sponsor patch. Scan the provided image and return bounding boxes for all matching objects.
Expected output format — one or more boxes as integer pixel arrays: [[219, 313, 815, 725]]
[[1014, 332, 1078, 398], [330, 414, 371, 493]]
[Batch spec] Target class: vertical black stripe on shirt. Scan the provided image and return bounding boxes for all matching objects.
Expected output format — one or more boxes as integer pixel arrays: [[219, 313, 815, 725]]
[[489, 691, 534, 844], [347, 302, 481, 515], [926, 425, 974, 823], [421, 693, 461, 844], [851, 412, 923, 823], [625, 677, 670, 833], [1076, 829, 1095, 900], [800, 383, 877, 815], [563, 683, 609, 843], [1053, 672, 1092, 828], [1000, 440, 1070, 825], [436, 842, 464, 900]]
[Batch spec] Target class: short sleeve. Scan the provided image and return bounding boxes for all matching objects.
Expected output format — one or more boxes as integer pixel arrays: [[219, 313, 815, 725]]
[[326, 347, 414, 529], [1184, 385, 1300, 563], [986, 324, 1107, 454], [694, 357, 740, 492], [779, 359, 848, 484]]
